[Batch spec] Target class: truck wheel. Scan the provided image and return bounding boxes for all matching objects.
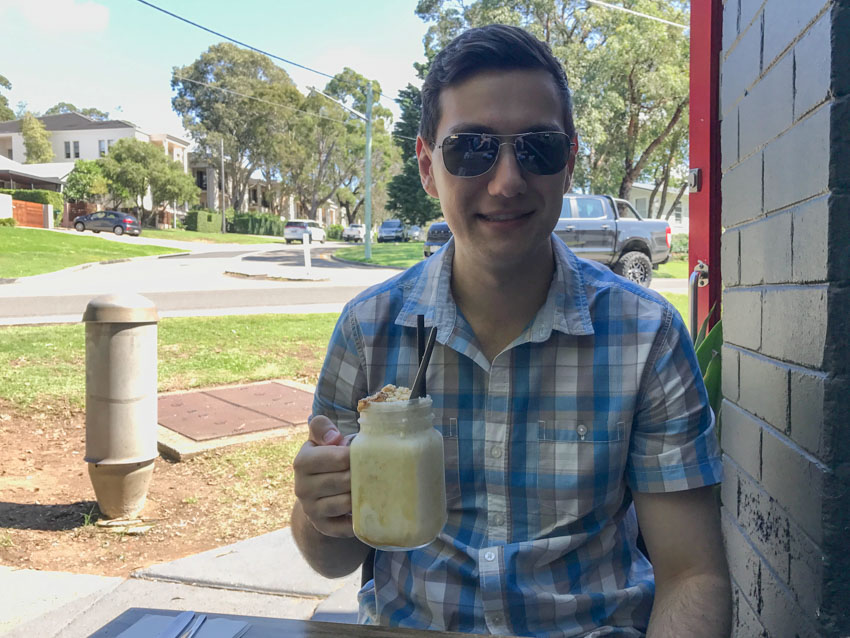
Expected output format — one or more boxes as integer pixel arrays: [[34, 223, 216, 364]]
[[614, 251, 653, 287]]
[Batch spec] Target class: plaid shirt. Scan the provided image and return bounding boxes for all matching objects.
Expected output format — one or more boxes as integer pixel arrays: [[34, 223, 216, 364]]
[[312, 237, 722, 637]]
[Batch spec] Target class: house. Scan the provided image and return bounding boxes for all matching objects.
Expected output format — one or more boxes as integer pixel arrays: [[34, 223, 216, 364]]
[[0, 155, 73, 191], [626, 181, 689, 235]]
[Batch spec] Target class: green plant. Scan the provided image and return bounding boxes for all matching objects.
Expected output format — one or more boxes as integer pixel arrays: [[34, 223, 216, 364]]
[[0, 218, 15, 227], [0, 532, 14, 547], [671, 233, 689, 256], [693, 305, 722, 422], [232, 211, 286, 236], [326, 223, 344, 240], [81, 505, 98, 527]]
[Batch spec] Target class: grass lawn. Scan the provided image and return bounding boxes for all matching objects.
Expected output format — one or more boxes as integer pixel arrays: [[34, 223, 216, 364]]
[[654, 258, 689, 279], [0, 313, 338, 411], [0, 227, 185, 278], [335, 241, 424, 269], [141, 228, 286, 245]]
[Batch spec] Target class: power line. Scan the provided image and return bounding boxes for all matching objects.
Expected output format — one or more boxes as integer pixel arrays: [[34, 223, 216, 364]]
[[586, 0, 688, 29], [135, 0, 396, 102], [174, 75, 416, 141]]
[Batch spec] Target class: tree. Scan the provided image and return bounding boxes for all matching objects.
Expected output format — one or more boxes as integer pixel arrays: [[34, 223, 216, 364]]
[[98, 138, 163, 223], [0, 74, 13, 122], [172, 43, 302, 212], [21, 112, 54, 163], [386, 84, 442, 227], [414, 0, 691, 200], [279, 68, 397, 221], [150, 158, 199, 214], [45, 102, 110, 120], [64, 160, 109, 202]]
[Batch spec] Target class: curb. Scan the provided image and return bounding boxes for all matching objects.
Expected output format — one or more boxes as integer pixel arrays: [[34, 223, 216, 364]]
[[329, 254, 406, 270]]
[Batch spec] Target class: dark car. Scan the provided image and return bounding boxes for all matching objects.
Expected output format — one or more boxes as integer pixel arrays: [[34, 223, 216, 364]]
[[423, 221, 452, 257], [74, 211, 141, 236]]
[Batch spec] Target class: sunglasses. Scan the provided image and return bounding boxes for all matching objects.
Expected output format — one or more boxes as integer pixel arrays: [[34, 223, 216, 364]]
[[437, 131, 573, 178]]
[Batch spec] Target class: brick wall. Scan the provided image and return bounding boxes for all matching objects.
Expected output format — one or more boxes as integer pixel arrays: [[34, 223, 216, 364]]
[[719, 0, 850, 635]]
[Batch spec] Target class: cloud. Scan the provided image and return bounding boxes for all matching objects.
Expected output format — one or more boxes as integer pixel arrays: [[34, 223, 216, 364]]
[[3, 0, 109, 34]]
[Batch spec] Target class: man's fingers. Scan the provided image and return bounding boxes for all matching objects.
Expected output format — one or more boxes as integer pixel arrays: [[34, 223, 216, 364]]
[[308, 414, 343, 446], [294, 469, 351, 501], [293, 441, 350, 475], [314, 492, 353, 519], [312, 514, 355, 538]]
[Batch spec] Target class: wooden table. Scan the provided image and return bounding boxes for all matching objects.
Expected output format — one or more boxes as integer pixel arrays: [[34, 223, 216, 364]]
[[90, 608, 488, 637]]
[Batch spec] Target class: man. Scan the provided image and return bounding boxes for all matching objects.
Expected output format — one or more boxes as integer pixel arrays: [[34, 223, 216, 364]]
[[293, 24, 731, 637]]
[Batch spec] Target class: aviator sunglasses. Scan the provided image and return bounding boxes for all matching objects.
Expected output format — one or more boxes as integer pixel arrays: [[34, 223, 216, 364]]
[[437, 131, 573, 178]]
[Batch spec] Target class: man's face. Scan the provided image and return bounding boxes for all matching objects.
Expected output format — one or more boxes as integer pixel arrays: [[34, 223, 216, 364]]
[[417, 68, 575, 270]]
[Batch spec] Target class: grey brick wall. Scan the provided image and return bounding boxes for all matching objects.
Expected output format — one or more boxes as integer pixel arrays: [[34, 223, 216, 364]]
[[720, 0, 850, 634]]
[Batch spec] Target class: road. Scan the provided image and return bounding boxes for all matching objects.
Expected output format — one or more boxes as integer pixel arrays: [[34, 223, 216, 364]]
[[0, 236, 402, 325], [0, 231, 687, 325]]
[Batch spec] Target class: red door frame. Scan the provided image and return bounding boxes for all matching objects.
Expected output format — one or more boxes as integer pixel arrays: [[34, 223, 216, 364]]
[[689, 0, 723, 329]]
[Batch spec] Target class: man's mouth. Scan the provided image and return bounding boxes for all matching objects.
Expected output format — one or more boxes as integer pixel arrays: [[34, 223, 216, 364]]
[[477, 211, 533, 222]]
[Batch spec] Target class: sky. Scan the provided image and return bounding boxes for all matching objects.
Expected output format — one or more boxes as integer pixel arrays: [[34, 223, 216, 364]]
[[0, 0, 431, 139]]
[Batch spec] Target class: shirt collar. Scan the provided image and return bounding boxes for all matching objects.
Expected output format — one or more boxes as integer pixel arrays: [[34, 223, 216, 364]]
[[394, 235, 594, 341]]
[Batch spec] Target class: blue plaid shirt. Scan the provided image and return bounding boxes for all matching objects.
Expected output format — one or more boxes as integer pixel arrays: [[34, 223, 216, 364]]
[[312, 236, 722, 637]]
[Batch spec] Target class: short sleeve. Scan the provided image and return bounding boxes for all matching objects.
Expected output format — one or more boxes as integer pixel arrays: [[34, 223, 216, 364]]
[[311, 304, 368, 436], [626, 307, 723, 493]]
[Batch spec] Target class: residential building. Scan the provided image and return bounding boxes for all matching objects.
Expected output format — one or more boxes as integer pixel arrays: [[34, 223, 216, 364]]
[[626, 181, 690, 234]]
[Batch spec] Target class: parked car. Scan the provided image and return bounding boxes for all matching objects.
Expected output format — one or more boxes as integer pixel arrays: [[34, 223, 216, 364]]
[[424, 222, 452, 257], [73, 211, 141, 236], [423, 194, 671, 287], [554, 194, 670, 286], [407, 225, 422, 241], [284, 219, 325, 244], [377, 219, 408, 242], [342, 223, 366, 242]]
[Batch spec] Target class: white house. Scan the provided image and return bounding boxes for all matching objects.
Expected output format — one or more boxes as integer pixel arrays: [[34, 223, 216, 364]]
[[0, 112, 190, 171], [626, 181, 690, 235]]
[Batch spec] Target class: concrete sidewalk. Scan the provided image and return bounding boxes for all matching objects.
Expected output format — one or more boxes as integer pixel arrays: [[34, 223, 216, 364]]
[[3, 528, 361, 637]]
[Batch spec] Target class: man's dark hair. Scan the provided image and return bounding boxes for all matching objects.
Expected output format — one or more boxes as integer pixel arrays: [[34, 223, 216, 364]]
[[420, 24, 575, 146]]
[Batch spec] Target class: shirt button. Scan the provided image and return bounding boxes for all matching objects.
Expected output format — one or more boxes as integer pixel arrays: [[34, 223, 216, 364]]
[[491, 614, 503, 625], [484, 551, 496, 562], [577, 424, 588, 439], [491, 513, 504, 526], [490, 446, 502, 458]]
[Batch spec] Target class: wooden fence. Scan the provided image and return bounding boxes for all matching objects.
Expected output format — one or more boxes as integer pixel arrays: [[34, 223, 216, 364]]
[[12, 200, 45, 228]]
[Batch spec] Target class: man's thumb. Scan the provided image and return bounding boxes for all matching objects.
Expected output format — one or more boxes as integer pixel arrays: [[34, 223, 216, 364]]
[[308, 414, 343, 446]]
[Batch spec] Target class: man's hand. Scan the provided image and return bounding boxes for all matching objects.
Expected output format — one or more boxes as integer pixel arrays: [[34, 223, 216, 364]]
[[293, 415, 356, 538]]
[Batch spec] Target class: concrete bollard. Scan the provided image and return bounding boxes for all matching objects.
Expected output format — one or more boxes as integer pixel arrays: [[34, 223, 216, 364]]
[[82, 294, 159, 519]]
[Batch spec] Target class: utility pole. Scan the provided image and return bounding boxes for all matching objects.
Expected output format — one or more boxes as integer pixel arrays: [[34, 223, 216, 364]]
[[364, 84, 373, 260], [220, 138, 226, 233]]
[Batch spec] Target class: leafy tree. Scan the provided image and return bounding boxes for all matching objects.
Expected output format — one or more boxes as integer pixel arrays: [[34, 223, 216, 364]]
[[0, 74, 13, 122], [150, 158, 199, 214], [44, 102, 110, 120], [64, 159, 109, 202], [98, 138, 163, 223], [279, 68, 397, 221], [21, 112, 54, 163], [386, 84, 442, 227], [172, 43, 302, 212], [414, 0, 690, 199]]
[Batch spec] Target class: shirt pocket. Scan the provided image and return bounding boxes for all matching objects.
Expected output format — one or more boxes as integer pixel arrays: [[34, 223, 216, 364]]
[[537, 418, 627, 531], [436, 418, 462, 509]]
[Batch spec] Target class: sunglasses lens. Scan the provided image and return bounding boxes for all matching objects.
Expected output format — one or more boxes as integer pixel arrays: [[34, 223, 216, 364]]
[[441, 134, 500, 177], [515, 132, 570, 175]]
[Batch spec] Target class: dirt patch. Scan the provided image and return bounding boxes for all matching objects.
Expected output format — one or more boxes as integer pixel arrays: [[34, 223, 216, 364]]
[[0, 400, 306, 578]]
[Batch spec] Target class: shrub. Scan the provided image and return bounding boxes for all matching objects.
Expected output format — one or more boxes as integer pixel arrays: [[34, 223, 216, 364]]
[[671, 233, 688, 257], [327, 224, 343, 240], [185, 208, 235, 233], [0, 218, 16, 227], [232, 211, 286, 236]]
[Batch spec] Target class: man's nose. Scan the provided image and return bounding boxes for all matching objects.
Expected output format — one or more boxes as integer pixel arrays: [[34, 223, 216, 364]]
[[487, 143, 527, 198]]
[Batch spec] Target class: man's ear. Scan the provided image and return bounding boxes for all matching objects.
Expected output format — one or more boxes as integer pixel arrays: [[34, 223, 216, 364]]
[[416, 136, 440, 199], [564, 132, 579, 194]]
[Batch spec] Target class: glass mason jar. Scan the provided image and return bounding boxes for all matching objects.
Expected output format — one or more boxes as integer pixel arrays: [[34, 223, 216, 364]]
[[350, 396, 447, 550]]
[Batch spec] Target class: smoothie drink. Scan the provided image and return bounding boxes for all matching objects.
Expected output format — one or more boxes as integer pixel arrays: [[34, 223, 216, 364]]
[[350, 385, 447, 550]]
